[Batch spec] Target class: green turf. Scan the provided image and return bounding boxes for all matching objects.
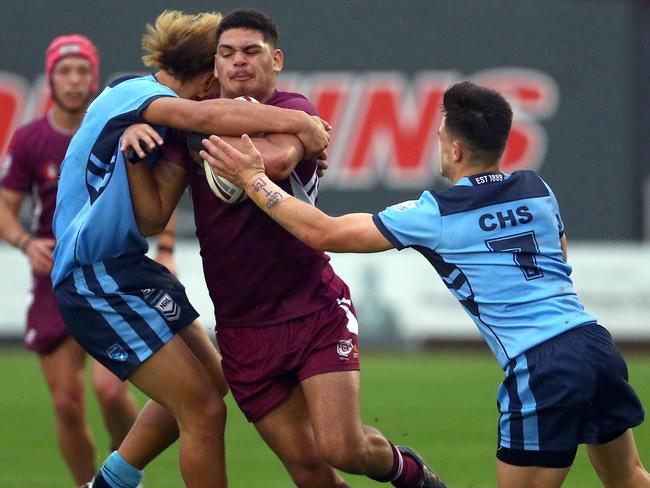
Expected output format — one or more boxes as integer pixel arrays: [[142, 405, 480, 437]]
[[0, 348, 648, 487]]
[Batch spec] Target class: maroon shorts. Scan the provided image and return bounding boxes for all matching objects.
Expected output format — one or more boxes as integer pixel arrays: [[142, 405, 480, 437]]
[[25, 274, 68, 354], [217, 292, 360, 422]]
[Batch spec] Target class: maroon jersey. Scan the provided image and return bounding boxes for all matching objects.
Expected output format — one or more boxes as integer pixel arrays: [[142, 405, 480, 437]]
[[1, 113, 72, 353], [163, 91, 347, 328], [1, 113, 72, 238]]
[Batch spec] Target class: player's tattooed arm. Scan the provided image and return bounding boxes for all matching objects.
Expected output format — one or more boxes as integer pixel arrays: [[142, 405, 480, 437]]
[[249, 177, 287, 219], [200, 135, 393, 253]]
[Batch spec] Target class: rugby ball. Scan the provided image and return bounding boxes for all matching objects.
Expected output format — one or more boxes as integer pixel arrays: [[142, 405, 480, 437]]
[[200, 95, 260, 204], [203, 160, 248, 203]]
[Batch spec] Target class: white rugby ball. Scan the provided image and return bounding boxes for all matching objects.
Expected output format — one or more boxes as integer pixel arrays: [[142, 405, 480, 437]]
[[204, 161, 248, 203], [202, 96, 259, 203]]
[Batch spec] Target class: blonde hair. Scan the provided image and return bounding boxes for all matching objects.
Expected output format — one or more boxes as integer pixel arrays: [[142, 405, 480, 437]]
[[142, 10, 222, 81]]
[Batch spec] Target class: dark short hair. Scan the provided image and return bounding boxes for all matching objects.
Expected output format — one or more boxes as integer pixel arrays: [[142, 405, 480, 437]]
[[441, 81, 513, 163], [216, 8, 278, 48]]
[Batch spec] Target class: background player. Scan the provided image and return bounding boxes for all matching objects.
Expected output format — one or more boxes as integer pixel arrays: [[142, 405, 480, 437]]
[[0, 35, 140, 486], [200, 81, 650, 488], [125, 9, 445, 488]]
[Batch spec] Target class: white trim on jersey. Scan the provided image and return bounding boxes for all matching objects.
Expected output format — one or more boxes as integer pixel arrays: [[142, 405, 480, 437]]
[[289, 168, 319, 205]]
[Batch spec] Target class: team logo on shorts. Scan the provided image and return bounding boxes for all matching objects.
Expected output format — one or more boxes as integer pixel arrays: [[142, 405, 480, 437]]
[[107, 344, 128, 362], [337, 339, 354, 358], [154, 293, 180, 321]]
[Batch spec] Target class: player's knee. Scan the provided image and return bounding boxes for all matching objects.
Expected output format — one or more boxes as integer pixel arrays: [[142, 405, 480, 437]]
[[317, 438, 367, 472], [93, 378, 130, 410], [601, 464, 650, 488], [51, 388, 84, 424], [177, 390, 227, 435], [284, 457, 333, 488]]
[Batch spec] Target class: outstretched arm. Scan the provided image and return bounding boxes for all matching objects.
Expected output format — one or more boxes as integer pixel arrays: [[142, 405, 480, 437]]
[[121, 123, 305, 235], [199, 135, 393, 254], [142, 97, 330, 158]]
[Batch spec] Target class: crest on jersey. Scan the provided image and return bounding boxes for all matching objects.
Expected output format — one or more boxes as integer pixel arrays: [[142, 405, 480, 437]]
[[45, 160, 58, 180], [107, 344, 128, 362]]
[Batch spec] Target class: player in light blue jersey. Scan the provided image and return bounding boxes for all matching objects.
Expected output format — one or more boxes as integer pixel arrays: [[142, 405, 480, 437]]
[[51, 11, 330, 488], [199, 81, 649, 488]]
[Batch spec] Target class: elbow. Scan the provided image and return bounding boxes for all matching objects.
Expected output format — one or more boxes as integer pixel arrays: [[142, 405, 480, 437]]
[[302, 219, 337, 252], [265, 150, 298, 181], [137, 218, 167, 237], [266, 162, 293, 181]]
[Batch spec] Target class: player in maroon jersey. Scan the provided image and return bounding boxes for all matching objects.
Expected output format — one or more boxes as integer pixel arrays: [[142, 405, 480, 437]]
[[124, 9, 444, 488], [0, 35, 141, 486]]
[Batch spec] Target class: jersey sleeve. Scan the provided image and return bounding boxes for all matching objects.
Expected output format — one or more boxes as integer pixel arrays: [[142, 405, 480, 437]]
[[160, 129, 193, 170], [541, 178, 565, 236], [1, 128, 32, 193], [110, 76, 178, 124], [372, 191, 442, 250]]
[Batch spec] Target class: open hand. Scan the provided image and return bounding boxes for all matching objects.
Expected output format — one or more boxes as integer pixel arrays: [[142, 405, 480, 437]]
[[199, 134, 265, 189]]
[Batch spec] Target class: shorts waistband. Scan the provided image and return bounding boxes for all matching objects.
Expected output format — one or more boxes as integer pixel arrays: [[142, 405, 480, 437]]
[[508, 321, 599, 367], [58, 253, 148, 287]]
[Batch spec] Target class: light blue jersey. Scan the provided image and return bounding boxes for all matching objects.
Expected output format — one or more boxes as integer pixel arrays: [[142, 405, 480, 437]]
[[52, 75, 176, 286], [374, 170, 596, 368]]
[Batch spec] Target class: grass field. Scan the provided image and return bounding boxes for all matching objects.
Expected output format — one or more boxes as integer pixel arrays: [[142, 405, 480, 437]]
[[0, 348, 648, 488]]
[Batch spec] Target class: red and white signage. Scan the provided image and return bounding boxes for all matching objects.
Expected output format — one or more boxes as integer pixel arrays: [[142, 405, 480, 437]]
[[0, 68, 559, 186]]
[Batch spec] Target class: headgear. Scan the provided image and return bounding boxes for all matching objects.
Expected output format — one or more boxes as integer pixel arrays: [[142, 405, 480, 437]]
[[45, 34, 99, 93]]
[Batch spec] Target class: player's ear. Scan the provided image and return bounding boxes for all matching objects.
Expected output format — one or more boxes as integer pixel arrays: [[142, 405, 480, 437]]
[[452, 141, 463, 163], [199, 72, 219, 98], [272, 49, 284, 74]]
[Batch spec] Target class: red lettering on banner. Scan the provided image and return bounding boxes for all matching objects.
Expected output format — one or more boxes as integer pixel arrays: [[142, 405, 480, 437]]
[[296, 74, 353, 186], [501, 121, 545, 173], [337, 74, 454, 187], [474, 68, 559, 117], [474, 69, 558, 172], [0, 74, 28, 163]]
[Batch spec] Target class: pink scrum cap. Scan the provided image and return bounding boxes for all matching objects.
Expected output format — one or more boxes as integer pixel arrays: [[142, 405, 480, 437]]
[[45, 34, 99, 92]]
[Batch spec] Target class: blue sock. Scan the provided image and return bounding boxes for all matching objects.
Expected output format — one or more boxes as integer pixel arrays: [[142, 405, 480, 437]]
[[97, 451, 143, 488]]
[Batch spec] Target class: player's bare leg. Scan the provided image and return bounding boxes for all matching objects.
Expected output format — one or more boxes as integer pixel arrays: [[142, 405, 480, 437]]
[[117, 321, 228, 470], [180, 322, 229, 396], [254, 386, 351, 488], [91, 360, 138, 450], [302, 370, 444, 487], [40, 337, 96, 485], [301, 371, 392, 476], [587, 429, 650, 487], [128, 334, 227, 488], [496, 461, 569, 488]]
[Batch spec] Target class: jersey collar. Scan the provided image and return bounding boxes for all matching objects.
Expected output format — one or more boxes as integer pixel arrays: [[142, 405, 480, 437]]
[[456, 171, 510, 187]]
